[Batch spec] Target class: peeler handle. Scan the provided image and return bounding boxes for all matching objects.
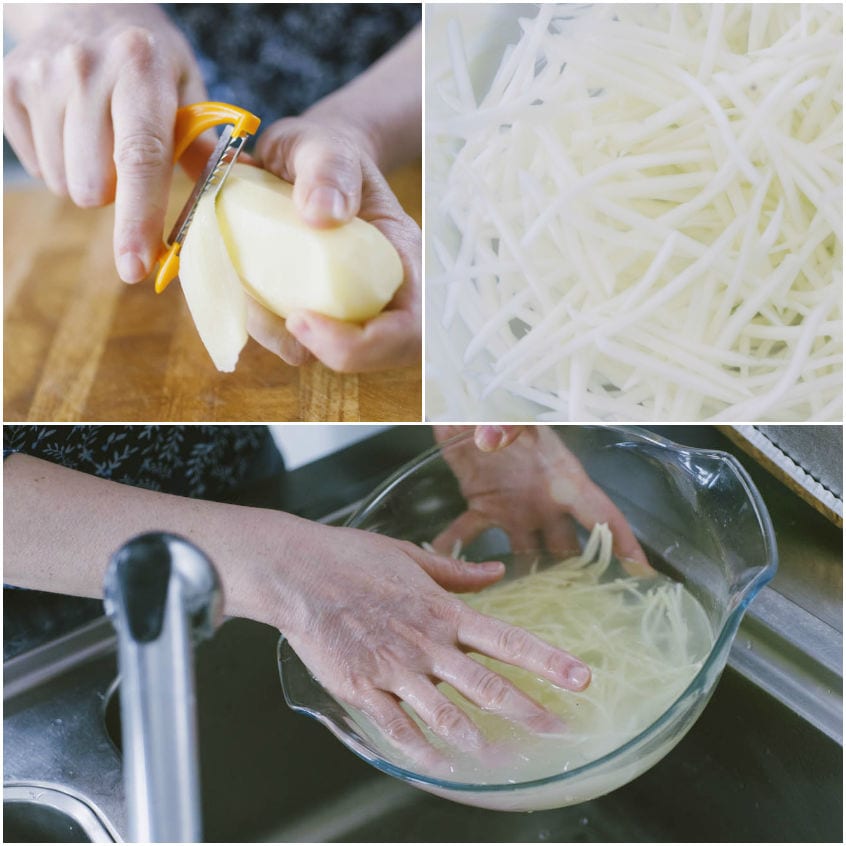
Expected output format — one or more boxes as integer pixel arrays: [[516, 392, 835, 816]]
[[155, 102, 261, 294], [171, 101, 261, 163]]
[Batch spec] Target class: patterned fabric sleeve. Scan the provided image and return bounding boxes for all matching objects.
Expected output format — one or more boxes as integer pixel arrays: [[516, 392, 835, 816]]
[[165, 3, 422, 122], [2, 426, 282, 500]]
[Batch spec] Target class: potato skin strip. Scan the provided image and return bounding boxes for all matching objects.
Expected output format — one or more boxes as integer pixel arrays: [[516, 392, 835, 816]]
[[179, 192, 248, 373]]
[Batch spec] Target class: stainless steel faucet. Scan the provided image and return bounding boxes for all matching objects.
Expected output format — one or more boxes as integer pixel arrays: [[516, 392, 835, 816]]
[[104, 533, 222, 843]]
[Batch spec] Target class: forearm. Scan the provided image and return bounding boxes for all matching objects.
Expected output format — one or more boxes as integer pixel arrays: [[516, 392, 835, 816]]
[[3, 453, 307, 626], [4, 3, 168, 41], [305, 26, 422, 173]]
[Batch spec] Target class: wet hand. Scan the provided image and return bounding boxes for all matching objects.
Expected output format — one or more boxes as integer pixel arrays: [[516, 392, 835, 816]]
[[267, 524, 590, 765], [435, 426, 652, 571]]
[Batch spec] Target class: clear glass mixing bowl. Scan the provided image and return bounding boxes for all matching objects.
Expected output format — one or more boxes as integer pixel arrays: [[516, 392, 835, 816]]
[[278, 426, 777, 811]]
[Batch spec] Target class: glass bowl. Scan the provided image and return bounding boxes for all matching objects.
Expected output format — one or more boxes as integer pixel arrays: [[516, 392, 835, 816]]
[[278, 426, 777, 811]]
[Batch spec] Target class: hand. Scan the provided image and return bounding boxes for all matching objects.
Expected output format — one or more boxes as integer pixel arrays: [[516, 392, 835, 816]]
[[263, 521, 590, 765], [250, 116, 421, 372], [473, 425, 525, 451], [434, 426, 652, 571], [3, 4, 207, 283]]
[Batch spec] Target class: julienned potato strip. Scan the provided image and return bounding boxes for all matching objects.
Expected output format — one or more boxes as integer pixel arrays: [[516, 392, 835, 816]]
[[427, 4, 842, 421]]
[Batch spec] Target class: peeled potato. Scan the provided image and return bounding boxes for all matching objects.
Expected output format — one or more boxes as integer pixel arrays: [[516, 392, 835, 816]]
[[178, 162, 404, 371]]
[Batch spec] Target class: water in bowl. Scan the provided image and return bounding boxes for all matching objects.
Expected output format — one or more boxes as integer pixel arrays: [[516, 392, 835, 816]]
[[345, 524, 714, 786]]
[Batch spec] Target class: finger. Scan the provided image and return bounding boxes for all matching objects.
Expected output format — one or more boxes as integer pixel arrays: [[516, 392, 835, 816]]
[[246, 298, 314, 366], [473, 426, 525, 452], [177, 132, 219, 181], [64, 88, 117, 208], [433, 425, 471, 444], [177, 64, 208, 109], [4, 82, 42, 178], [433, 511, 540, 563], [173, 71, 215, 181], [429, 510, 495, 557], [286, 306, 419, 373], [396, 676, 485, 752], [457, 613, 591, 692], [110, 34, 177, 283], [507, 526, 543, 555], [21, 88, 67, 195], [541, 513, 581, 557], [549, 475, 653, 572], [258, 120, 363, 226], [409, 545, 504, 593], [354, 687, 443, 769], [434, 651, 567, 735]]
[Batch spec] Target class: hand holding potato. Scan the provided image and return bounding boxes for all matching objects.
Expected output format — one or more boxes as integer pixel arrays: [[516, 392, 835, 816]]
[[250, 116, 422, 372], [5, 8, 422, 374]]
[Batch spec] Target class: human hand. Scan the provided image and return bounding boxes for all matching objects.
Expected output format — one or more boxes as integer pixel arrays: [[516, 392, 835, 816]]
[[3, 4, 207, 283], [248, 116, 421, 371], [473, 425, 525, 452], [434, 426, 652, 571], [261, 521, 590, 765]]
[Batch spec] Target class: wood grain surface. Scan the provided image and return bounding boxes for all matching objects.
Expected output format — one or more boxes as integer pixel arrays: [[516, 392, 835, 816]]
[[4, 163, 422, 423]]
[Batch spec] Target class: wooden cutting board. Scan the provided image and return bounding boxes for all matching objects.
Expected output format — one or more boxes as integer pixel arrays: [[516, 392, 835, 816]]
[[4, 163, 422, 422]]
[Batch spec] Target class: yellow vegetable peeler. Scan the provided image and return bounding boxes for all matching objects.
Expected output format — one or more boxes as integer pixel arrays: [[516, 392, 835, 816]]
[[154, 101, 261, 293]]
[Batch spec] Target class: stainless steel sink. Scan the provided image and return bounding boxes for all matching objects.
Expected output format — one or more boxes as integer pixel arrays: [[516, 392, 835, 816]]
[[5, 611, 842, 843], [4, 785, 116, 843], [4, 428, 842, 842]]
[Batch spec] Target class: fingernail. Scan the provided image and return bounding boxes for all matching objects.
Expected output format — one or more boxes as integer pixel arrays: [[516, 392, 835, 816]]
[[622, 556, 657, 578], [474, 426, 506, 452], [305, 185, 348, 223], [567, 665, 591, 690], [479, 560, 505, 575], [117, 252, 146, 284]]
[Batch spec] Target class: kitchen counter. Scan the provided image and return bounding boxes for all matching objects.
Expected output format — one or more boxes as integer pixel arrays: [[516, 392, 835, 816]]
[[3, 164, 422, 422]]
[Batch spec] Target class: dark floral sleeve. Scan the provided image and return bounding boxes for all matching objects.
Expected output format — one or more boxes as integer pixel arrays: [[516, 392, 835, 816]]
[[3, 425, 282, 500], [165, 3, 422, 122]]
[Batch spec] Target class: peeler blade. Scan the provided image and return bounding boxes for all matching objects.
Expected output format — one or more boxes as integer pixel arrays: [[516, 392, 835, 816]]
[[167, 126, 246, 248], [154, 101, 261, 294]]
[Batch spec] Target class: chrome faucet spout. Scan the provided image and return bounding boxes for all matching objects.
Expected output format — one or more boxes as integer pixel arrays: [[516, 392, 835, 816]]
[[104, 533, 222, 843]]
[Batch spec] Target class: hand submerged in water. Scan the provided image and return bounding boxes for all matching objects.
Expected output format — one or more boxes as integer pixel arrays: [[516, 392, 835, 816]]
[[437, 425, 653, 573], [267, 520, 591, 767]]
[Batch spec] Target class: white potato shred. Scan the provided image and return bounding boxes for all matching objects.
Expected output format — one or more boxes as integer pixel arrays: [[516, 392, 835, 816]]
[[426, 4, 843, 421]]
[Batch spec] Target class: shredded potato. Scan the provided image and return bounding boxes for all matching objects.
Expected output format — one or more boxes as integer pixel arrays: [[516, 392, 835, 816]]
[[353, 524, 713, 785], [426, 4, 842, 421], [434, 523, 713, 782]]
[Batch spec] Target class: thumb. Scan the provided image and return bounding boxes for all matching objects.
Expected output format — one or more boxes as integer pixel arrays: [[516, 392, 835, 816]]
[[291, 132, 363, 228], [256, 119, 363, 228], [474, 425, 525, 452], [411, 547, 505, 594]]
